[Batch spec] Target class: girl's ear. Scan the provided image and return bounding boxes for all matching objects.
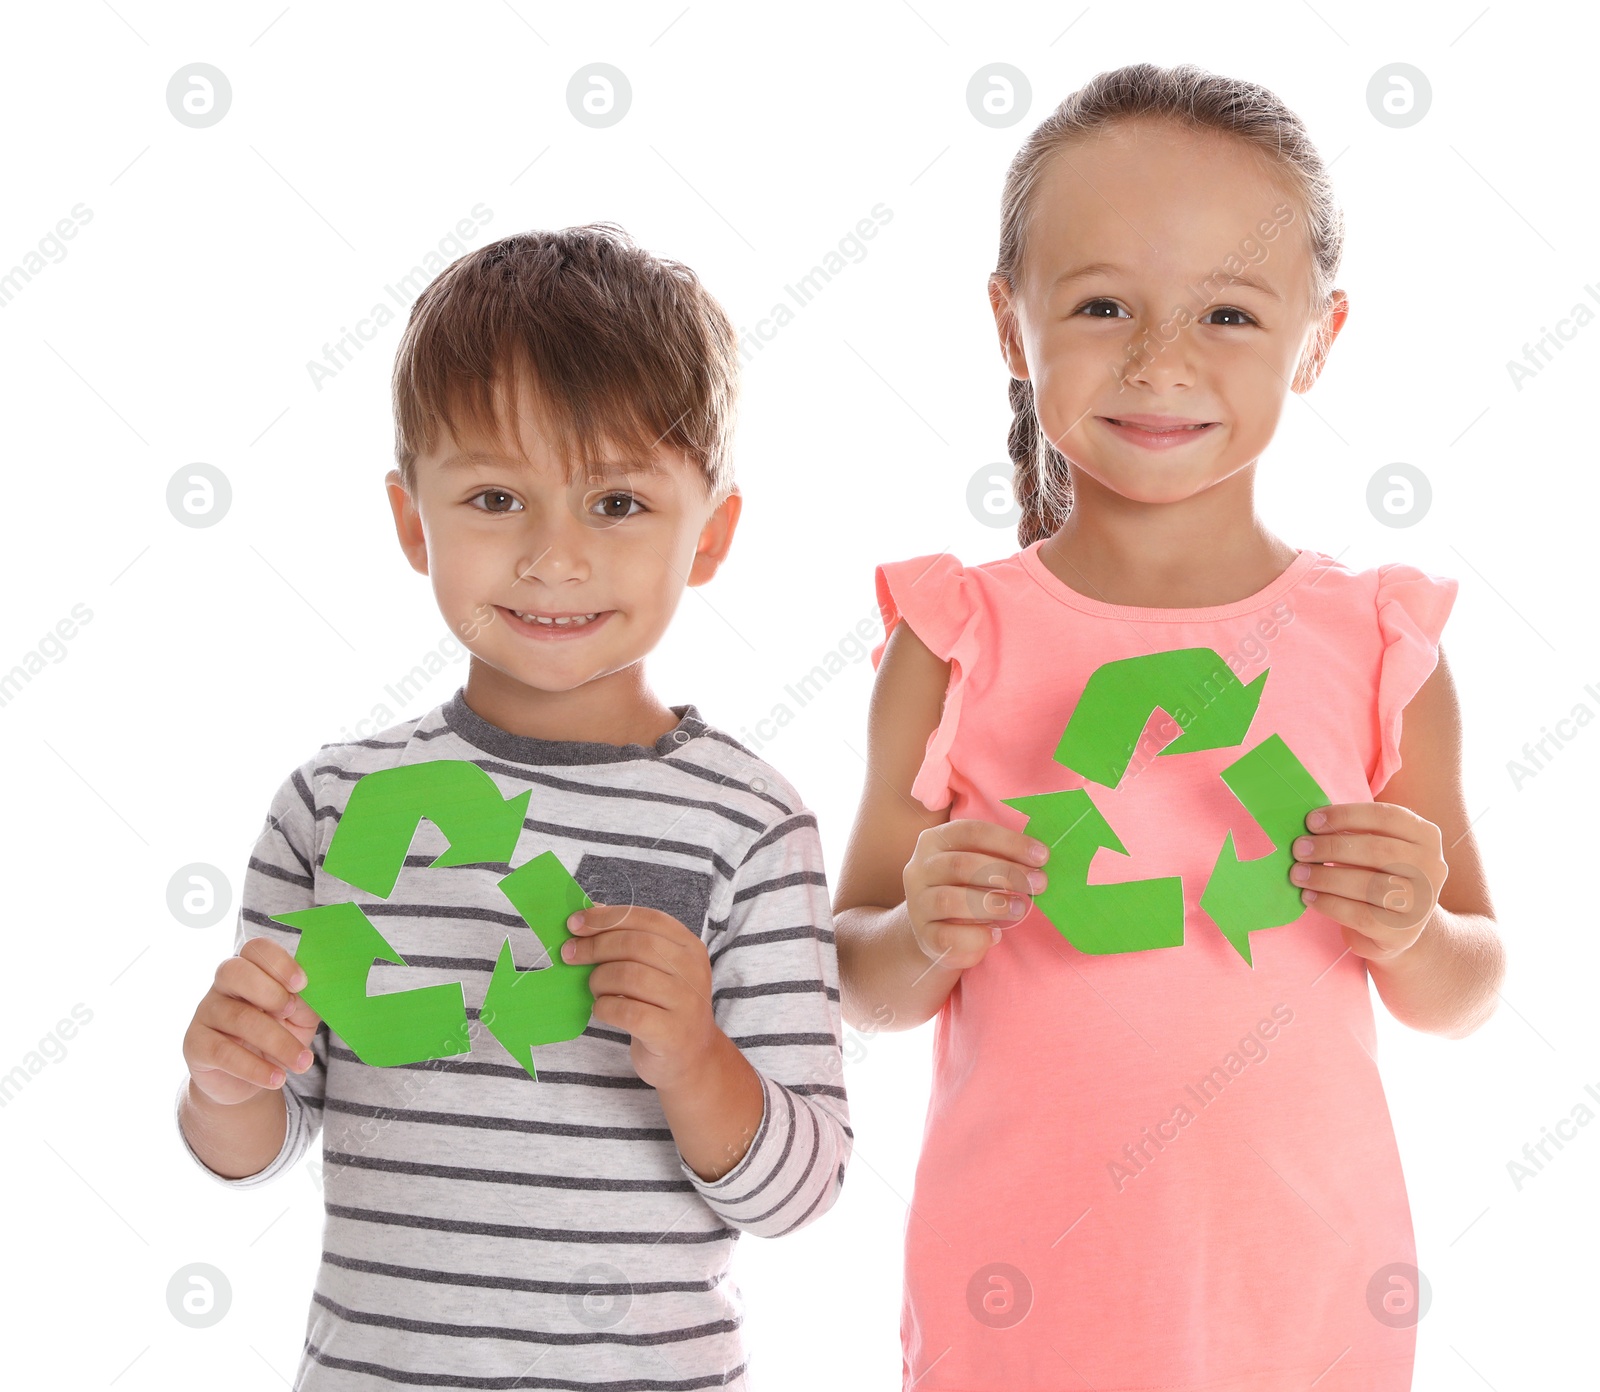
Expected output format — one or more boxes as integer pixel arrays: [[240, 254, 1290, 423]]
[[987, 274, 1030, 381], [1292, 289, 1350, 394]]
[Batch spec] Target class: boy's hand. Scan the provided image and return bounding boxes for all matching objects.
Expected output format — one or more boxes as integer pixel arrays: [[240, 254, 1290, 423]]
[[903, 819, 1050, 972], [1290, 803, 1448, 963], [559, 905, 722, 1092], [184, 937, 323, 1106]]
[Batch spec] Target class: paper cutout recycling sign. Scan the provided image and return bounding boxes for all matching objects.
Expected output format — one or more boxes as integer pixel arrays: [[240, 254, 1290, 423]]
[[270, 760, 594, 1079], [1002, 647, 1328, 966]]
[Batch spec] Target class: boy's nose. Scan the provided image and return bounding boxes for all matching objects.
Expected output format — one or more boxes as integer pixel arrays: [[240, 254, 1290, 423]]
[[514, 537, 590, 586]]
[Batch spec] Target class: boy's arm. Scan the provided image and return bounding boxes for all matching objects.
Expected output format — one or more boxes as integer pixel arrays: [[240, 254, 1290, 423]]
[[176, 756, 331, 1186], [1296, 648, 1505, 1037], [677, 802, 853, 1238]]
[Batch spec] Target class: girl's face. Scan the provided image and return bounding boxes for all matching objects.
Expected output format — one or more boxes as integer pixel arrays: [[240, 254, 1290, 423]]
[[991, 119, 1347, 507]]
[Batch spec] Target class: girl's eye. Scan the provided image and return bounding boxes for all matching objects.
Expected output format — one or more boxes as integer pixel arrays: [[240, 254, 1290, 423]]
[[470, 489, 523, 514], [1077, 298, 1130, 320], [591, 492, 644, 521], [1204, 306, 1257, 327]]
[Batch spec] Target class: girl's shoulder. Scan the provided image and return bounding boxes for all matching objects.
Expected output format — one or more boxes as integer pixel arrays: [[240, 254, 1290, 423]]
[[869, 542, 1459, 661], [1292, 550, 1459, 642], [869, 546, 1031, 671]]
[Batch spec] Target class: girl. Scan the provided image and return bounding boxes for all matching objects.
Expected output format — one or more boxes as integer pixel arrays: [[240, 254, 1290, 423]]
[[834, 63, 1504, 1392]]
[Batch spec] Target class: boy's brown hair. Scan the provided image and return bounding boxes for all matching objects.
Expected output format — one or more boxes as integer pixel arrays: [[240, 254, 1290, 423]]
[[391, 223, 739, 501]]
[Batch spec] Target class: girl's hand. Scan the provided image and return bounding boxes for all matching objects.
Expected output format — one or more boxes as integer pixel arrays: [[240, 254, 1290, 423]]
[[903, 819, 1050, 972], [1290, 803, 1448, 963], [560, 904, 722, 1092]]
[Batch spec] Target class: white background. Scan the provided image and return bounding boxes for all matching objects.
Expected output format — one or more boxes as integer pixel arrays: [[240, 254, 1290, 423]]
[[1, 2, 1594, 1388]]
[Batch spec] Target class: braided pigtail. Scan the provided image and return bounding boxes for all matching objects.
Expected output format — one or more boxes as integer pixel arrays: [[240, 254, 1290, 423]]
[[1007, 375, 1073, 549]]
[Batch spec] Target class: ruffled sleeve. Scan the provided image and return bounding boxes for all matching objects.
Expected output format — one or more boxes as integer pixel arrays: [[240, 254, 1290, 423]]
[[871, 552, 979, 812], [1369, 561, 1459, 797]]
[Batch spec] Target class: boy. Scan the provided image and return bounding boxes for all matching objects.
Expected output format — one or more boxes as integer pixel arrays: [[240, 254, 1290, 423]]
[[176, 224, 850, 1389]]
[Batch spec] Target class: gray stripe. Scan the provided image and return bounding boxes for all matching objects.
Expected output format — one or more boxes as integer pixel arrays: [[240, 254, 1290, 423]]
[[323, 1249, 725, 1295], [710, 925, 835, 963], [326, 1204, 730, 1244], [326, 1151, 697, 1192], [312, 1292, 740, 1346], [323, 1098, 675, 1142], [305, 1341, 749, 1390]]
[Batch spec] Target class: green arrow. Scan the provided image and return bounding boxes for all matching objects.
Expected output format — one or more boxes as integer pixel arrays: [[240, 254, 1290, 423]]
[[480, 851, 597, 1081], [1056, 647, 1268, 788], [1003, 790, 1185, 954], [1200, 733, 1330, 965], [271, 901, 471, 1065], [324, 760, 532, 898]]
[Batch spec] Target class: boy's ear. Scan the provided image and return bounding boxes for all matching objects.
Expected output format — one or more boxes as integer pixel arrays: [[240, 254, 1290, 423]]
[[988, 274, 1029, 381], [385, 469, 429, 576], [687, 486, 742, 588]]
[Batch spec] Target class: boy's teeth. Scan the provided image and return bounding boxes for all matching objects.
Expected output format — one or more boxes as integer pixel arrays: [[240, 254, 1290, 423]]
[[515, 611, 598, 626]]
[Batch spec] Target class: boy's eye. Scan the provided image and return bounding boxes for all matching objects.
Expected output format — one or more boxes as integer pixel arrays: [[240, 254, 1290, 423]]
[[1203, 306, 1257, 327], [591, 491, 644, 520], [469, 489, 523, 514], [1077, 298, 1130, 320]]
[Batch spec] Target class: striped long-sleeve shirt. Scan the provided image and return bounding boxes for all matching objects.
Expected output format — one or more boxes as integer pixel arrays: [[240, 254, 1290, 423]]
[[174, 688, 851, 1390]]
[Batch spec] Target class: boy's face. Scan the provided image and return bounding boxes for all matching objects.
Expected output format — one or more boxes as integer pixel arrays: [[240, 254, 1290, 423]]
[[990, 118, 1348, 508], [386, 380, 739, 711]]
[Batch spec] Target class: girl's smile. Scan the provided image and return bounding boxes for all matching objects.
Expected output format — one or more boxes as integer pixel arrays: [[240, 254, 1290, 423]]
[[1096, 416, 1222, 450]]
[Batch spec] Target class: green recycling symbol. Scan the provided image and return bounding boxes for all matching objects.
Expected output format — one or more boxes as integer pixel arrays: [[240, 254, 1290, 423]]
[[1002, 647, 1329, 966], [270, 760, 595, 1079]]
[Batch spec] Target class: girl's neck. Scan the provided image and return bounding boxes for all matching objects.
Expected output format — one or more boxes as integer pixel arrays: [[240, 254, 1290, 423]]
[[1037, 489, 1298, 611]]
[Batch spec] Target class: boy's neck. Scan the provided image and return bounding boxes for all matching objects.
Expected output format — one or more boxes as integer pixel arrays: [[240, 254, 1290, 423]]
[[461, 658, 682, 749]]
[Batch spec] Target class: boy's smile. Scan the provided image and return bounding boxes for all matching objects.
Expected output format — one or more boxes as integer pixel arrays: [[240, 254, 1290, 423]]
[[385, 373, 740, 746]]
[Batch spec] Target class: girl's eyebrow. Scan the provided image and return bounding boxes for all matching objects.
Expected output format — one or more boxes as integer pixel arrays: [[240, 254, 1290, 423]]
[[1209, 270, 1281, 301], [1051, 260, 1125, 289], [1052, 261, 1281, 301]]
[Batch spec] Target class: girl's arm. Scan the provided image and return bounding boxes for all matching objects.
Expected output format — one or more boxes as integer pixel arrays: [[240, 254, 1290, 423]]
[[1295, 647, 1505, 1037], [833, 622, 963, 1032]]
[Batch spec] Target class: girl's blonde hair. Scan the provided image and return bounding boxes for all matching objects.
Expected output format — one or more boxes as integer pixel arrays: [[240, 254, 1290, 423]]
[[994, 62, 1346, 548]]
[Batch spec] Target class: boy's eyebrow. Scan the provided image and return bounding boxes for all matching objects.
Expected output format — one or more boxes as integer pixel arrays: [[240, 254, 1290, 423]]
[[439, 450, 665, 476], [1051, 261, 1282, 302], [438, 451, 506, 472]]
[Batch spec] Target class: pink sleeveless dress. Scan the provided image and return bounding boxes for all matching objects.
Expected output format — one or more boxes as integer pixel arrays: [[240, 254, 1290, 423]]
[[869, 540, 1456, 1392]]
